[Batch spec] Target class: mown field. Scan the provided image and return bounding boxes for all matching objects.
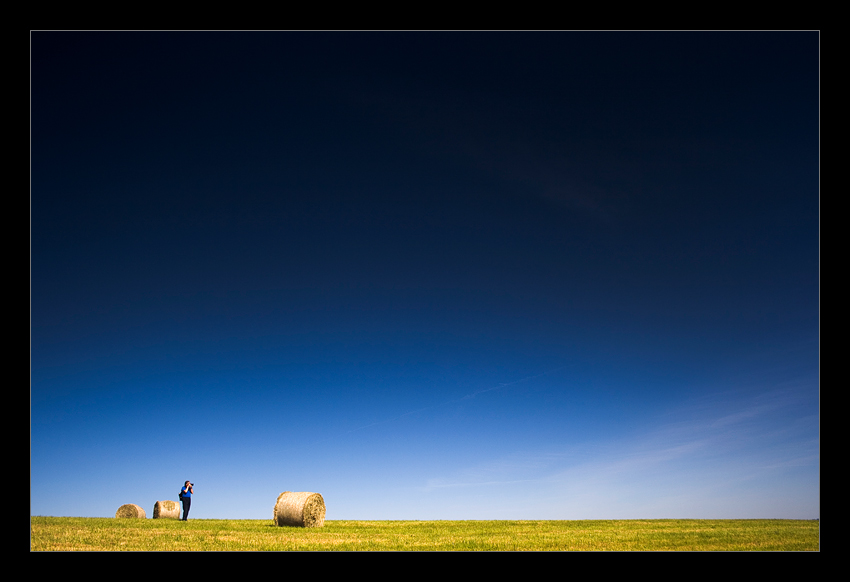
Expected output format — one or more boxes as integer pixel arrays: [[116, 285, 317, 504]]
[[31, 517, 818, 551]]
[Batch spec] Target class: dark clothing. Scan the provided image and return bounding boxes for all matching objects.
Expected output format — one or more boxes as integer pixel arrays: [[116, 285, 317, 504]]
[[181, 485, 193, 520]]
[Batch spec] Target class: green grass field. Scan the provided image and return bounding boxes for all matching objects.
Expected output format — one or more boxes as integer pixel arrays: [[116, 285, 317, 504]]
[[30, 517, 818, 551]]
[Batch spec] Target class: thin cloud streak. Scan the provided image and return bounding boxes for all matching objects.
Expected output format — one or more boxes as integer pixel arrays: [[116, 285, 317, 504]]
[[419, 386, 818, 518]]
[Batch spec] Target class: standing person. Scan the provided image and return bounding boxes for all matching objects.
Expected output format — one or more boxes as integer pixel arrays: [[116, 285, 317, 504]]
[[180, 481, 193, 521]]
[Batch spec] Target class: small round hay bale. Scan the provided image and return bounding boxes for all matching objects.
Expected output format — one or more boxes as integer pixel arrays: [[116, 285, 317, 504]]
[[115, 503, 146, 518], [153, 500, 180, 519], [273, 491, 326, 527]]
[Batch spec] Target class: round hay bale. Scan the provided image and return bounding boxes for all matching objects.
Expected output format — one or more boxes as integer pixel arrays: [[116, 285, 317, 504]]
[[115, 503, 146, 518], [153, 500, 180, 519], [273, 491, 326, 527]]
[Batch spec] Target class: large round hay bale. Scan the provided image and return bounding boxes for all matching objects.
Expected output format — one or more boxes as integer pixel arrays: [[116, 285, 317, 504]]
[[273, 491, 326, 527], [153, 500, 180, 519], [115, 503, 146, 518]]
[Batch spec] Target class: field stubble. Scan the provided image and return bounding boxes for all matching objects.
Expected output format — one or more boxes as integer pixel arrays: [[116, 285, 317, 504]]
[[30, 517, 819, 551]]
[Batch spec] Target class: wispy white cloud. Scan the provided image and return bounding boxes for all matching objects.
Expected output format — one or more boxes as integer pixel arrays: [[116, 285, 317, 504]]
[[419, 386, 818, 518]]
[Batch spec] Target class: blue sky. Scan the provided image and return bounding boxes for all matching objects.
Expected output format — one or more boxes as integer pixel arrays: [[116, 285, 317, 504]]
[[31, 32, 818, 520]]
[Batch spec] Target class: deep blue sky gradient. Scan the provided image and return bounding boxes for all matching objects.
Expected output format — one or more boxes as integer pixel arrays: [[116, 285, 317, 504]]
[[31, 32, 818, 519]]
